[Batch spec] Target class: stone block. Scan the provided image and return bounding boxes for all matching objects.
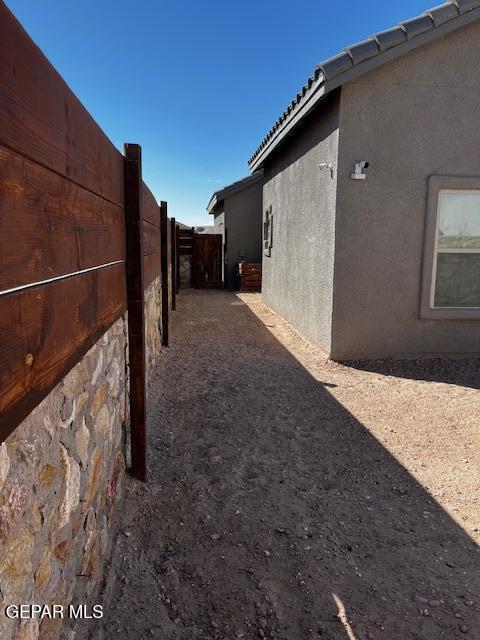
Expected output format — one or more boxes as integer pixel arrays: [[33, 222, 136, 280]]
[[58, 446, 80, 529], [90, 384, 107, 421], [84, 448, 103, 508], [34, 549, 52, 594], [17, 620, 39, 640], [54, 539, 74, 563], [75, 418, 90, 469], [0, 482, 29, 540], [39, 618, 61, 640], [0, 443, 10, 492], [38, 464, 56, 486]]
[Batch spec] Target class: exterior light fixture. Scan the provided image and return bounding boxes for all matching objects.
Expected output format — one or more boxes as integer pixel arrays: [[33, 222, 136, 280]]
[[318, 163, 334, 178]]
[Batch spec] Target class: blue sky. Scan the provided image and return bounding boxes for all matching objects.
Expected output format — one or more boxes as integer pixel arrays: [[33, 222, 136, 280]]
[[6, 0, 430, 225]]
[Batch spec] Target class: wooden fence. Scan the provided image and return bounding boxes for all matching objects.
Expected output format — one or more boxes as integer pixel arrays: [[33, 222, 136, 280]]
[[177, 227, 195, 288], [0, 3, 171, 480], [176, 228, 224, 289]]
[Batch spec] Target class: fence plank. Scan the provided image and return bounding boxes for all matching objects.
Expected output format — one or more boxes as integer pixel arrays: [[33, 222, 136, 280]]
[[142, 183, 160, 227], [177, 228, 194, 255], [143, 252, 161, 289], [124, 143, 146, 482], [0, 2, 124, 205], [143, 220, 161, 256], [0, 145, 125, 292], [0, 263, 126, 442], [160, 202, 169, 347]]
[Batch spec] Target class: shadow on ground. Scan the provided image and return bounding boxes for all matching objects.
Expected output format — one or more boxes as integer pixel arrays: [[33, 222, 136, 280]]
[[96, 289, 480, 640], [341, 357, 480, 390]]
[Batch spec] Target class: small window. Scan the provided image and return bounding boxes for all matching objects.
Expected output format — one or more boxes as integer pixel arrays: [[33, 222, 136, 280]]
[[264, 205, 273, 257], [421, 176, 480, 319]]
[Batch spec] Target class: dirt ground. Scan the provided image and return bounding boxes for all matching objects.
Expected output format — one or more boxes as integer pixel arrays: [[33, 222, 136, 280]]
[[94, 289, 480, 640]]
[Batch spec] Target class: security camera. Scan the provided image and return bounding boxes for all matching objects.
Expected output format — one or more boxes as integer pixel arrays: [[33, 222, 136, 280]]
[[351, 161, 370, 180]]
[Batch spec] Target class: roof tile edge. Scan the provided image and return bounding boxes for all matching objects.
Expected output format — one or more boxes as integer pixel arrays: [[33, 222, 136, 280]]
[[248, 0, 480, 169]]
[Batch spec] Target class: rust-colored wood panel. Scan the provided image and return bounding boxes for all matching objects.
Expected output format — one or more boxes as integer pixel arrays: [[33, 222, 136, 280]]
[[0, 145, 125, 292], [0, 3, 124, 205], [142, 183, 160, 227], [0, 262, 126, 442], [192, 234, 223, 288], [143, 252, 161, 288], [142, 220, 160, 257]]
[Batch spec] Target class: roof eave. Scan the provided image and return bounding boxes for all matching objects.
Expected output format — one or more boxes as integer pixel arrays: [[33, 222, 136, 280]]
[[206, 169, 264, 211], [208, 201, 224, 215], [207, 193, 221, 213], [249, 5, 480, 172], [249, 79, 327, 172]]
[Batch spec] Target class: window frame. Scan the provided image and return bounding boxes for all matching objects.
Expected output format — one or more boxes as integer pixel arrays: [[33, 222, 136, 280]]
[[264, 205, 273, 257], [420, 175, 480, 320]]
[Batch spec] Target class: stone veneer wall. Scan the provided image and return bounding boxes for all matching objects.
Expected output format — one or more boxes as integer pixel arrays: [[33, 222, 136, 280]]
[[0, 276, 164, 640], [179, 255, 191, 289], [0, 316, 128, 640], [144, 276, 162, 382]]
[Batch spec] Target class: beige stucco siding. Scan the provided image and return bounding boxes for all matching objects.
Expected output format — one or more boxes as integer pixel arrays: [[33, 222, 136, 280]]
[[262, 93, 340, 353], [331, 19, 480, 358]]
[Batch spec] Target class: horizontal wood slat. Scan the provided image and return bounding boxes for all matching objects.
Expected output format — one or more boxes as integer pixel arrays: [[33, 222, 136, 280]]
[[143, 252, 161, 288], [143, 220, 160, 256], [142, 183, 160, 227], [0, 145, 125, 292], [0, 2, 124, 205], [0, 263, 127, 442]]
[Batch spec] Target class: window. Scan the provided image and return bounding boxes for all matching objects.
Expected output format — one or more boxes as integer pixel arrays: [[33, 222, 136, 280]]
[[264, 205, 273, 257], [421, 176, 480, 319]]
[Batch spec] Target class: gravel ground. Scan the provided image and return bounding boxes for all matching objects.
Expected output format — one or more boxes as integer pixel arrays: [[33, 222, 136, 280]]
[[94, 289, 480, 640]]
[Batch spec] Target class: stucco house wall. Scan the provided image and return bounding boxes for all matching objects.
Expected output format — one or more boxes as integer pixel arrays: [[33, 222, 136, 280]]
[[332, 19, 480, 359], [223, 181, 263, 289], [262, 93, 340, 352]]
